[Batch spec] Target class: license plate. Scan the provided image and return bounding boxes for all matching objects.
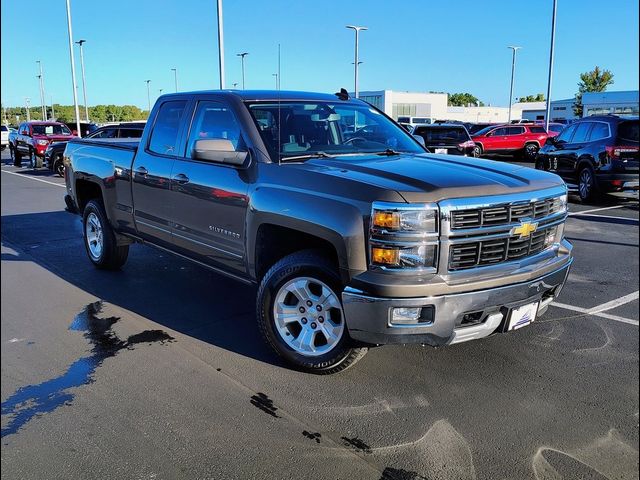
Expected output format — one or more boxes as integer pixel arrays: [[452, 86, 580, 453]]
[[434, 148, 447, 154], [508, 302, 539, 331]]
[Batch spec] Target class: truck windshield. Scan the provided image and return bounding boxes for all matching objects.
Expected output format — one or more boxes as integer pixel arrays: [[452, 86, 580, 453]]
[[246, 101, 424, 160], [32, 124, 72, 136]]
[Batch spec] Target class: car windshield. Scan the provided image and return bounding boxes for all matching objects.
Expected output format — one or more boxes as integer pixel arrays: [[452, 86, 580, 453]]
[[472, 125, 496, 136], [32, 124, 72, 136], [247, 101, 424, 160], [414, 126, 469, 143]]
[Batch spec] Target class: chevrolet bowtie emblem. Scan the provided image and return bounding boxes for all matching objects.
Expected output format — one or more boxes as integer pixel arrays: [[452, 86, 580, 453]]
[[512, 221, 538, 238]]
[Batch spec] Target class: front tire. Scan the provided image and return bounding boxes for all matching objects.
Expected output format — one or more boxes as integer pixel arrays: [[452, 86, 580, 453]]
[[12, 146, 22, 167], [473, 144, 483, 157], [53, 155, 64, 177], [523, 143, 539, 161], [82, 199, 129, 270], [256, 250, 367, 374]]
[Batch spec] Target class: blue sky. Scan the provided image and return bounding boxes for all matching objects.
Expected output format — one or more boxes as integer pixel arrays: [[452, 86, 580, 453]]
[[1, 0, 638, 109]]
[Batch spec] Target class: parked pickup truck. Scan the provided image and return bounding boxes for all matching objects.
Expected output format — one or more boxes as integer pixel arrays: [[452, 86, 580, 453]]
[[64, 90, 573, 374]]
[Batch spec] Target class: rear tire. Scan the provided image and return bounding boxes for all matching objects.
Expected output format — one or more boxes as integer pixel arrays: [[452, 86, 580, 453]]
[[82, 199, 129, 270], [256, 250, 367, 374], [578, 165, 598, 203]]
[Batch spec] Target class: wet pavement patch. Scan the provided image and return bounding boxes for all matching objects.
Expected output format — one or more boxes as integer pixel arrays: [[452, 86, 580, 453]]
[[1, 301, 174, 438], [379, 467, 427, 480], [302, 430, 321, 443], [341, 436, 372, 454], [250, 392, 279, 418]]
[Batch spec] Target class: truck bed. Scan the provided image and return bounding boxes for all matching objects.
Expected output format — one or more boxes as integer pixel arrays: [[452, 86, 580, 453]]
[[75, 137, 140, 150]]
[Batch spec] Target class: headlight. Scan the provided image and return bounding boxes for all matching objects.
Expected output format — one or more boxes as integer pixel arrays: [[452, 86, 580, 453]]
[[372, 207, 437, 232], [370, 202, 439, 271], [557, 193, 568, 213], [36, 139, 49, 145]]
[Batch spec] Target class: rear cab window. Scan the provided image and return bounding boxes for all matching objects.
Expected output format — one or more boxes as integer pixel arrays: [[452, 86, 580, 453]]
[[148, 100, 188, 155], [617, 120, 639, 143]]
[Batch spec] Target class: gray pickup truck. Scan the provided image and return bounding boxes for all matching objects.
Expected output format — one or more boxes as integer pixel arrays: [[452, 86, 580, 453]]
[[64, 90, 573, 374]]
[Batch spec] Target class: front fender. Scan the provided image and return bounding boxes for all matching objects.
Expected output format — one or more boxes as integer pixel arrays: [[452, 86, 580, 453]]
[[246, 186, 369, 281]]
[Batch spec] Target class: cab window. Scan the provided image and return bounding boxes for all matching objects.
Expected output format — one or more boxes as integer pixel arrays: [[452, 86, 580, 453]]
[[185, 101, 243, 159], [148, 100, 188, 155]]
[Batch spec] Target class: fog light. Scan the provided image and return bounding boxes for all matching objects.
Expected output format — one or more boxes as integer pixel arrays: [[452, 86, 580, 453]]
[[371, 247, 400, 265], [392, 307, 422, 323]]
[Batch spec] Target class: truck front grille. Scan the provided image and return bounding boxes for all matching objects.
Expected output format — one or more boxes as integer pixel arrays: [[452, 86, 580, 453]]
[[449, 226, 553, 270], [451, 197, 564, 230]]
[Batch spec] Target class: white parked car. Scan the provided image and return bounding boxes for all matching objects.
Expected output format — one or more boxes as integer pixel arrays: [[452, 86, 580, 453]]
[[1, 125, 9, 150]]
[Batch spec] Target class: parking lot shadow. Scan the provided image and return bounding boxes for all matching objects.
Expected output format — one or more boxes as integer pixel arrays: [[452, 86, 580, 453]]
[[1, 210, 284, 369]]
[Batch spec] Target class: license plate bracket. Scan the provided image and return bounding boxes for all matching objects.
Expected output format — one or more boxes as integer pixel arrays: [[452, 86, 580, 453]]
[[507, 301, 539, 331]]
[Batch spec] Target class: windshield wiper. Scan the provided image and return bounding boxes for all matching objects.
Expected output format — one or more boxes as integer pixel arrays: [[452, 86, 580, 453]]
[[373, 149, 404, 156], [279, 151, 336, 162]]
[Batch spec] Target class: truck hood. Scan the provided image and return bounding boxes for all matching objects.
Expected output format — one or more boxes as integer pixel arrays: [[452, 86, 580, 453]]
[[34, 134, 75, 142], [300, 153, 565, 203]]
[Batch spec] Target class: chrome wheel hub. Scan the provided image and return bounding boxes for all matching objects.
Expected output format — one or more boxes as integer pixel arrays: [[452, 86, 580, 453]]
[[273, 277, 344, 356], [85, 212, 104, 260]]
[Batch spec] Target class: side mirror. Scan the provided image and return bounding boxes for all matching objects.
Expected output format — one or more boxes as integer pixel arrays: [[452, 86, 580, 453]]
[[193, 139, 248, 166], [72, 130, 78, 136], [412, 134, 426, 147], [545, 136, 557, 146]]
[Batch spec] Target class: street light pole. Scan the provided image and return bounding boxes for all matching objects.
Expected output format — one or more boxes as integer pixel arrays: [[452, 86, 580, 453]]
[[237, 52, 248, 89], [346, 25, 367, 98], [25, 98, 31, 122], [51, 96, 56, 120], [171, 68, 178, 92], [36, 61, 46, 120], [65, 0, 82, 137], [544, 0, 557, 131], [216, 0, 225, 89], [272, 73, 279, 90], [507, 46, 522, 123], [145, 80, 151, 113], [76, 39, 89, 122]]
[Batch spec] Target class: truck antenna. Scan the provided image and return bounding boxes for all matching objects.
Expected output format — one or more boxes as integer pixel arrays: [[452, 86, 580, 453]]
[[277, 43, 282, 165]]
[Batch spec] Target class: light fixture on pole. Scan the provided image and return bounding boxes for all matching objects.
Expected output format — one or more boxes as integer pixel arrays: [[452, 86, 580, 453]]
[[171, 68, 178, 92], [65, 0, 82, 137], [544, 0, 557, 131], [237, 52, 248, 89], [145, 80, 151, 113], [36, 61, 46, 120], [507, 45, 522, 123], [232, 82, 238, 88], [216, 0, 225, 89], [345, 25, 367, 98], [75, 39, 90, 122]]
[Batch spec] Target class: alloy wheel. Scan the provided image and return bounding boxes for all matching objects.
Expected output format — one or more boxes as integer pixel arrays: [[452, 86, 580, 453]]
[[272, 276, 345, 356], [85, 212, 104, 261]]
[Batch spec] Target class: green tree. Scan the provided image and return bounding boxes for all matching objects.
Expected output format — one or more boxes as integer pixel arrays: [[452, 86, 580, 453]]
[[573, 66, 614, 117], [517, 93, 545, 103], [448, 93, 484, 107]]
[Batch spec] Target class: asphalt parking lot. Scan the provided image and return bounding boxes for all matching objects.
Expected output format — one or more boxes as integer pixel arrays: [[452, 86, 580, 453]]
[[1, 150, 638, 480]]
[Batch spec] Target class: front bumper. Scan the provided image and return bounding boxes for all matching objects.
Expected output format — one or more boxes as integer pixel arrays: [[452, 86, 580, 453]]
[[342, 249, 572, 346]]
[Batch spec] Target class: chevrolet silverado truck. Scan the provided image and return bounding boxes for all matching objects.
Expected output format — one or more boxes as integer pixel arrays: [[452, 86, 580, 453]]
[[64, 90, 573, 374]]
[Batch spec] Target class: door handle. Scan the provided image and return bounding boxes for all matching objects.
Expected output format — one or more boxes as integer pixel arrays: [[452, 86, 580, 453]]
[[135, 166, 148, 176], [172, 173, 190, 184]]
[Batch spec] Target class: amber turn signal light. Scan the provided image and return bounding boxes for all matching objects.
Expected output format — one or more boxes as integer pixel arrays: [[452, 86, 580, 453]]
[[371, 247, 400, 265], [373, 211, 400, 229]]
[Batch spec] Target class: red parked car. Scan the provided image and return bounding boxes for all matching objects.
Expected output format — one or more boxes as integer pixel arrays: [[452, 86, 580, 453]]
[[471, 123, 558, 161], [11, 121, 76, 167]]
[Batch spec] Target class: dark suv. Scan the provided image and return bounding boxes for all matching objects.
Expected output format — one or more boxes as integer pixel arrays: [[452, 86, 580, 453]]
[[536, 115, 639, 201], [412, 124, 476, 156]]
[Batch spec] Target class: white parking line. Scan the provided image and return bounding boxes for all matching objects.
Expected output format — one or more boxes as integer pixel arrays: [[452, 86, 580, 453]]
[[551, 291, 640, 326], [1, 169, 65, 188], [568, 212, 639, 223], [569, 205, 629, 216]]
